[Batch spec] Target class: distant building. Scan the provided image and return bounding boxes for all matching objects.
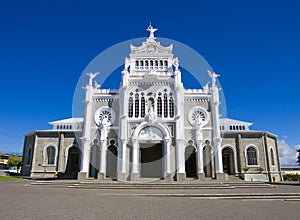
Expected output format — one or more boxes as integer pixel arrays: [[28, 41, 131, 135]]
[[0, 152, 10, 169], [281, 166, 300, 175], [21, 25, 282, 182]]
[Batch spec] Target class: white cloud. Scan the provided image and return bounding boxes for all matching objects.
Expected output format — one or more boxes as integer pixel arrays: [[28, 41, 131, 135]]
[[277, 140, 299, 166]]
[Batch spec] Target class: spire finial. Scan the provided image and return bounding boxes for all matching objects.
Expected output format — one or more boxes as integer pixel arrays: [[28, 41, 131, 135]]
[[146, 23, 158, 39]]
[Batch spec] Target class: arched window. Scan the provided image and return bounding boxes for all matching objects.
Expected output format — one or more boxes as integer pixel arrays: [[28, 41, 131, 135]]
[[157, 97, 162, 118], [140, 60, 144, 69], [270, 148, 275, 166], [164, 60, 168, 67], [169, 97, 174, 117], [46, 146, 56, 165], [141, 97, 145, 117], [135, 60, 139, 69], [163, 93, 168, 118], [26, 148, 32, 166], [135, 94, 139, 118], [128, 97, 133, 118], [150, 60, 153, 69], [145, 60, 149, 69], [247, 147, 258, 165], [155, 60, 158, 68], [160, 60, 163, 69]]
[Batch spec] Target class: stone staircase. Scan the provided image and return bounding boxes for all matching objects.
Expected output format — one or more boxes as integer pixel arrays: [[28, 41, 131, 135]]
[[31, 179, 276, 189], [29, 180, 300, 200]]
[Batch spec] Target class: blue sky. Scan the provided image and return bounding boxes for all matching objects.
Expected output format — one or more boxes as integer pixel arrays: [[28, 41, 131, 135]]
[[0, 0, 299, 164]]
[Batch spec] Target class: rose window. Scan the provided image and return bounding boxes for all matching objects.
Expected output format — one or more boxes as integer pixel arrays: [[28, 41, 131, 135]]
[[94, 107, 115, 126], [188, 106, 209, 127]]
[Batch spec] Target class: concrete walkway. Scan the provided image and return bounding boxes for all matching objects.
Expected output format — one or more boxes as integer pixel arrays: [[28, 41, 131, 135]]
[[1, 179, 299, 220]]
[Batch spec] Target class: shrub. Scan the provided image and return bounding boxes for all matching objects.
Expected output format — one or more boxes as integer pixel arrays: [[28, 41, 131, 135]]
[[283, 173, 300, 181], [242, 167, 249, 173]]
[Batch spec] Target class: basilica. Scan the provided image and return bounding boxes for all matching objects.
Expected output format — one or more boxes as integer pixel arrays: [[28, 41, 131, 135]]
[[21, 25, 282, 182]]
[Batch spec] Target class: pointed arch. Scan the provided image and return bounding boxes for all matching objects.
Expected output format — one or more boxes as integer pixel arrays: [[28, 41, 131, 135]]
[[43, 144, 58, 166]]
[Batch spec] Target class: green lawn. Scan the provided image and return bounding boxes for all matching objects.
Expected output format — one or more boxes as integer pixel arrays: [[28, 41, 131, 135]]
[[0, 176, 21, 181]]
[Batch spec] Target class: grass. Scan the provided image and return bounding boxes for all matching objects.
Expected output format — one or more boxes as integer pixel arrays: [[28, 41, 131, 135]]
[[0, 176, 21, 181]]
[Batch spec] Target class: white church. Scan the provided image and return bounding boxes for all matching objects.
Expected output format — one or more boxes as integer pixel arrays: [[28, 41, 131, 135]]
[[21, 25, 282, 182]]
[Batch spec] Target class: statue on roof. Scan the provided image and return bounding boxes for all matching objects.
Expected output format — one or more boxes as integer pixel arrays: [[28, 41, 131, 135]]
[[147, 23, 158, 39], [86, 72, 100, 86], [124, 57, 130, 71], [207, 70, 220, 87], [173, 57, 179, 71]]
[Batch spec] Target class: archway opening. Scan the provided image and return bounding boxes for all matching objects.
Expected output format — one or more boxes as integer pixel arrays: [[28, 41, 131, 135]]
[[89, 143, 100, 178], [106, 140, 118, 180], [140, 143, 163, 178], [185, 146, 197, 178], [222, 147, 235, 175], [65, 147, 80, 179], [203, 143, 212, 177]]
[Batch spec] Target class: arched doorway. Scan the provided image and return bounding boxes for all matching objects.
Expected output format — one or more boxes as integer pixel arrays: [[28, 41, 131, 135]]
[[140, 143, 163, 178], [65, 147, 80, 179], [89, 142, 100, 178], [185, 146, 197, 178], [222, 147, 235, 175], [106, 140, 118, 180], [203, 142, 212, 177]]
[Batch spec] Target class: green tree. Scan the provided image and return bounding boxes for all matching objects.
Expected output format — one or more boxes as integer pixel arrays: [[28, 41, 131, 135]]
[[7, 156, 22, 172]]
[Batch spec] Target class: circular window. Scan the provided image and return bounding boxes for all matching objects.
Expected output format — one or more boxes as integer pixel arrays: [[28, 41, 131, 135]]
[[94, 107, 115, 126], [188, 106, 209, 127]]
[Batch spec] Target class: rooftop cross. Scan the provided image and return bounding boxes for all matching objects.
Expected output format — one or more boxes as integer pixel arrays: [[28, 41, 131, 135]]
[[146, 23, 158, 39]]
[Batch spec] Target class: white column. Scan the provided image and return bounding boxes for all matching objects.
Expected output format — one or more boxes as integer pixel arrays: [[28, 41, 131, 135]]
[[118, 139, 127, 173], [99, 139, 107, 174], [80, 138, 90, 173], [209, 71, 224, 176], [196, 140, 204, 173], [132, 139, 139, 174], [214, 138, 223, 173], [176, 139, 185, 173], [164, 139, 171, 174]]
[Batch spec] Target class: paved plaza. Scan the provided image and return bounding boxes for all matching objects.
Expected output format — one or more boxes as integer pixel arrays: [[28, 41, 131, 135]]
[[0, 179, 300, 220]]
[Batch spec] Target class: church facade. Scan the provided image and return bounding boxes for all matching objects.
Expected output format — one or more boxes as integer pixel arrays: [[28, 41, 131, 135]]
[[21, 26, 282, 182]]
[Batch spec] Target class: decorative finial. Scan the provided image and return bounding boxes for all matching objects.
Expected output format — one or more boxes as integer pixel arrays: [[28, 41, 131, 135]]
[[146, 23, 158, 39]]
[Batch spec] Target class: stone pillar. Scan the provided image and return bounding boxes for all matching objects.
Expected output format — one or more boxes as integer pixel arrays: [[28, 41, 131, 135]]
[[131, 139, 139, 181], [78, 73, 98, 180], [57, 133, 65, 173], [117, 139, 127, 181], [209, 71, 225, 180], [214, 137, 225, 180], [196, 140, 205, 180], [176, 139, 186, 181], [164, 139, 172, 181], [78, 138, 90, 180], [98, 138, 107, 180]]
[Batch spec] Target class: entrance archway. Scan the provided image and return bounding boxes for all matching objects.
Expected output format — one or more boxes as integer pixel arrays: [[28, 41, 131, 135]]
[[65, 147, 80, 179], [185, 146, 197, 178], [203, 144, 212, 177], [140, 143, 163, 178], [106, 140, 118, 180], [222, 147, 235, 175], [89, 143, 100, 178]]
